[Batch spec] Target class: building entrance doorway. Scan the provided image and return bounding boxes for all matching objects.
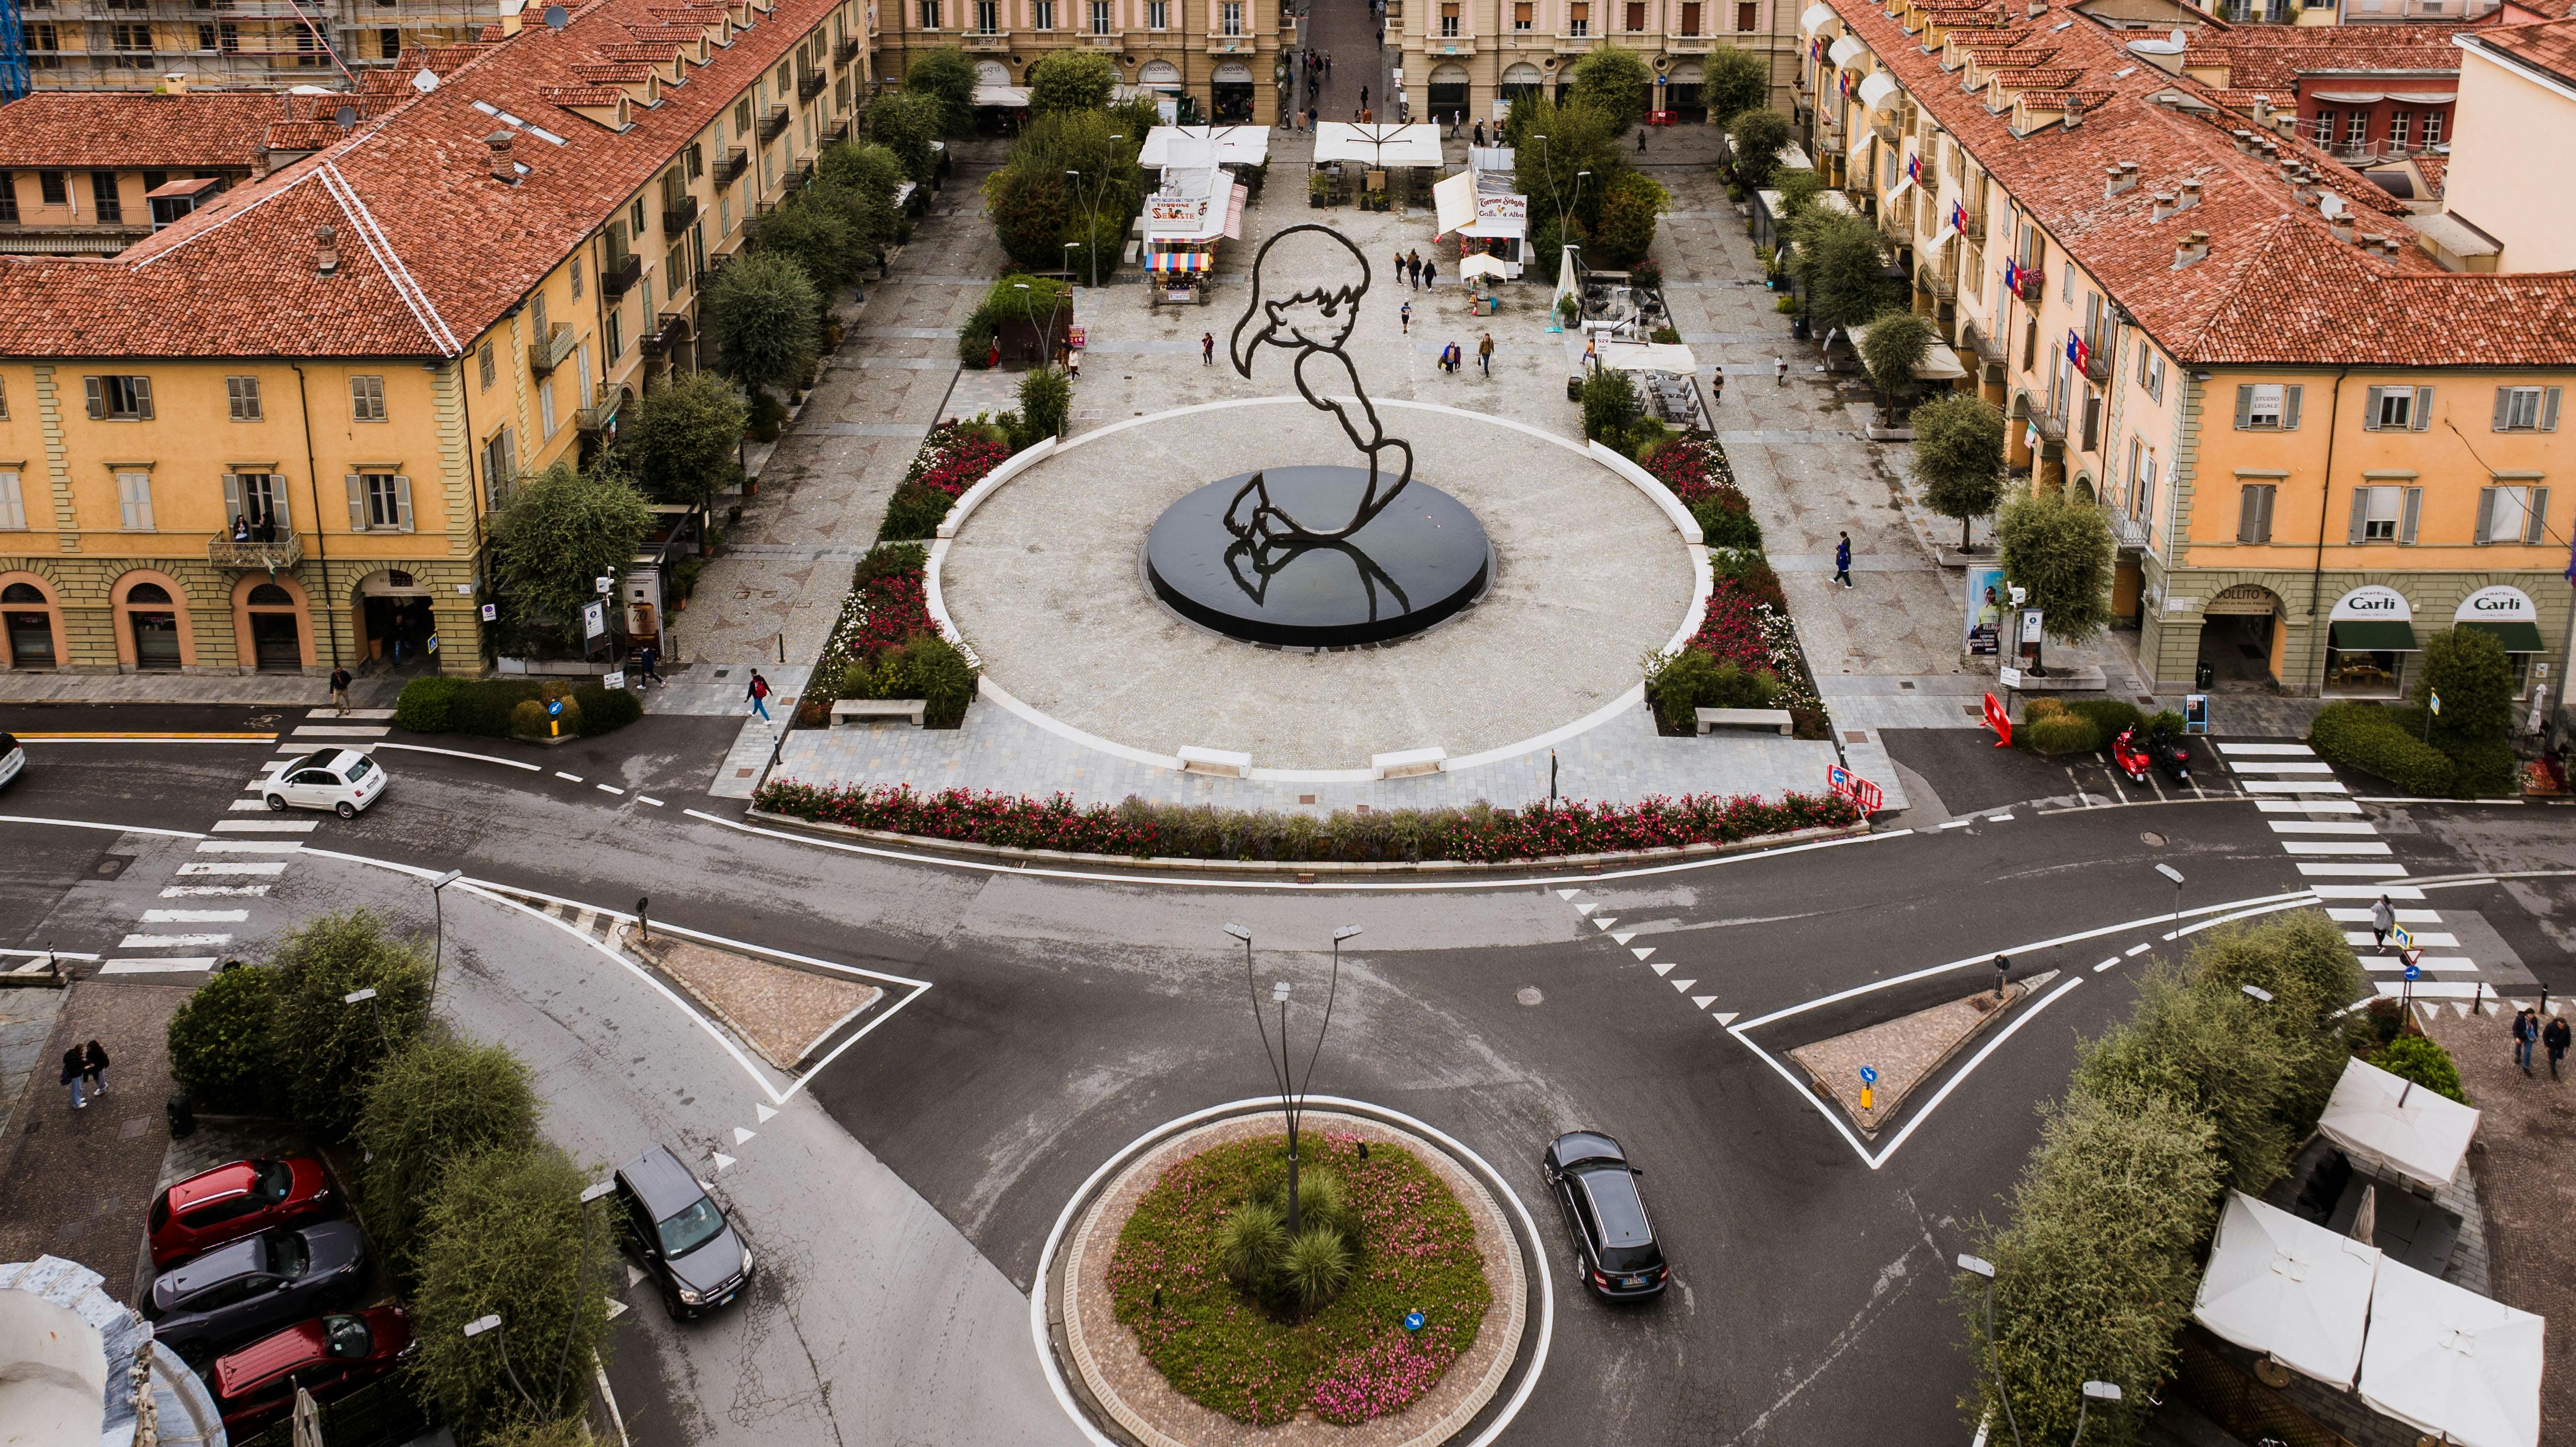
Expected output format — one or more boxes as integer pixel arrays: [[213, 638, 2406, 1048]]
[[2194, 585, 2283, 690]]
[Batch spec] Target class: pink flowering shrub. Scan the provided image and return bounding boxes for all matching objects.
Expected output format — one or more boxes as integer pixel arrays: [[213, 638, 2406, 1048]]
[[1103, 1133, 1491, 1426]]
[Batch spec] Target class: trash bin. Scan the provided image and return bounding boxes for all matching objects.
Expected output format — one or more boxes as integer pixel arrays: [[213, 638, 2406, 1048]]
[[166, 1093, 196, 1140]]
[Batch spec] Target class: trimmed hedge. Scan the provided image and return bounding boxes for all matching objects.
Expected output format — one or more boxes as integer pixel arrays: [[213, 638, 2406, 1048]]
[[2368, 1032, 2468, 1104], [393, 676, 642, 739], [2015, 696, 2147, 757], [2310, 701, 2455, 797]]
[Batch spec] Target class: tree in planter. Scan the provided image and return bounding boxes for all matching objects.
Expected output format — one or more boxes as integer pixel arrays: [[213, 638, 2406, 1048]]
[[902, 45, 977, 136], [1579, 367, 1643, 443], [1727, 108, 1794, 189], [357, 1034, 540, 1282], [1014, 366, 1072, 447], [1568, 46, 1654, 135], [489, 461, 653, 652], [1995, 488, 2115, 675], [751, 192, 863, 302], [1027, 48, 1119, 113], [983, 168, 1076, 273], [1856, 307, 1935, 423], [1772, 166, 1825, 222], [1791, 208, 1893, 336], [1910, 393, 2006, 551], [620, 371, 748, 507], [868, 91, 943, 182], [1589, 170, 1668, 269], [1703, 45, 1769, 128], [705, 250, 822, 398], [405, 1144, 617, 1433], [266, 910, 433, 1141]]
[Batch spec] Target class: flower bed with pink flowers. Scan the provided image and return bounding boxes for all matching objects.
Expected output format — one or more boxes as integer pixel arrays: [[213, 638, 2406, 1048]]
[[792, 544, 943, 727], [1105, 1132, 1490, 1427], [879, 420, 1016, 541]]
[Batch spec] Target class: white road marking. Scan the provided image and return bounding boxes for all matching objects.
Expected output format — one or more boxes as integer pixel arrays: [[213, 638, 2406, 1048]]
[[1692, 994, 1717, 1009], [2095, 958, 2119, 972], [1712, 1011, 1739, 1026], [2217, 742, 2317, 756], [597, 784, 624, 795], [711, 1151, 737, 1172], [1632, 947, 1657, 962], [754, 1103, 779, 1124], [2346, 930, 2460, 947], [311, 708, 397, 719], [1593, 917, 1617, 930], [2280, 841, 2395, 856], [1670, 978, 1696, 992], [211, 819, 317, 834], [227, 799, 267, 812], [162, 885, 270, 897], [2227, 761, 2336, 775], [121, 933, 232, 947], [732, 1126, 756, 1144], [195, 841, 303, 855], [2311, 884, 2426, 900], [2256, 798, 2362, 814], [2243, 779, 2353, 793], [556, 771, 584, 783], [637, 795, 665, 807], [101, 957, 219, 974], [1574, 901, 1595, 915], [1553, 888, 1580, 900], [371, 742, 543, 772], [1986, 813, 2015, 822], [142, 909, 248, 923], [1650, 960, 1674, 976], [2125, 943, 2153, 956], [178, 861, 288, 876], [2373, 982, 2488, 999], [292, 725, 390, 738], [1610, 932, 1637, 946], [2363, 957, 2479, 973], [2326, 908, 2443, 924], [2297, 862, 2408, 877], [2266, 820, 2380, 835]]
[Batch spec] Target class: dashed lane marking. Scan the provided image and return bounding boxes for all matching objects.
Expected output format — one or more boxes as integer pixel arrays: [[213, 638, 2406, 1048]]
[[555, 771, 584, 783], [210, 819, 316, 834], [101, 957, 218, 974], [176, 860, 287, 876], [637, 795, 665, 808]]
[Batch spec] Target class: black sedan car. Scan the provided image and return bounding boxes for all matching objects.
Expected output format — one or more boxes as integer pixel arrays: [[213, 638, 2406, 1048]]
[[1543, 1131, 1669, 1300], [613, 1144, 753, 1319], [145, 1221, 369, 1364]]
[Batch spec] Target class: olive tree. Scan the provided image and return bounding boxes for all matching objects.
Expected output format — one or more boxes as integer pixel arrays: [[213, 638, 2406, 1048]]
[[1910, 393, 2006, 551], [704, 250, 821, 395], [1857, 307, 1935, 421], [1996, 487, 2116, 671], [1568, 46, 1654, 134]]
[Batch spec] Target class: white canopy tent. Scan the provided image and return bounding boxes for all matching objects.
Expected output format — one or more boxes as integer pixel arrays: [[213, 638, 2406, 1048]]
[[1312, 122, 1444, 166], [2192, 1191, 2380, 1389], [2358, 1257, 2544, 1447], [1433, 169, 1476, 235], [1852, 317, 1968, 380], [2316, 1055, 2481, 1193], [1139, 125, 1270, 169], [1457, 253, 1511, 282], [972, 84, 1030, 106]]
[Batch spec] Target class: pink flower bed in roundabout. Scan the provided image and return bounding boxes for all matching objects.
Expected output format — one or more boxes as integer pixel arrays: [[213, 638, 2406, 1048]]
[[1056, 1110, 1533, 1447]]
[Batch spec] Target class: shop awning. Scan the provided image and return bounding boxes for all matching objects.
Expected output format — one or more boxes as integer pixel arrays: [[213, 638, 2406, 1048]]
[[1461, 210, 1526, 239], [972, 84, 1030, 106], [1921, 220, 1960, 260], [1856, 71, 1901, 113], [1799, 0, 1838, 35], [1222, 182, 1247, 240], [1434, 169, 1476, 235], [1828, 34, 1866, 68], [2329, 620, 2418, 652], [2458, 620, 2547, 652], [1148, 252, 1211, 272]]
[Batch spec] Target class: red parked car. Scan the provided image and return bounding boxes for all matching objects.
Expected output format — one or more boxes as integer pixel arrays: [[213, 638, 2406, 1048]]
[[148, 1156, 333, 1268], [210, 1307, 413, 1434]]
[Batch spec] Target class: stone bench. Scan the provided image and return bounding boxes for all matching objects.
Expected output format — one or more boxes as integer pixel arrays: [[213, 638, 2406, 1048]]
[[832, 698, 928, 728], [1696, 707, 1795, 736], [1370, 747, 1447, 780], [1177, 745, 1252, 778]]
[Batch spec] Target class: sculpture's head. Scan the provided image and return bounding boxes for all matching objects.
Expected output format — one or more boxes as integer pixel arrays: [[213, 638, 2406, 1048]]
[[1231, 224, 1369, 376]]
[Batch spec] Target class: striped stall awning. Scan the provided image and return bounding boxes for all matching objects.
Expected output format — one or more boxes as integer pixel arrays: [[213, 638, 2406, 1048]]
[[1149, 252, 1211, 273]]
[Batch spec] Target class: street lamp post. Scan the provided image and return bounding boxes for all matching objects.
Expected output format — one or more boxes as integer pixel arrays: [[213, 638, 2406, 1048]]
[[1063, 142, 1122, 291], [343, 987, 387, 1049], [2155, 862, 2185, 937], [462, 1314, 541, 1415], [1957, 1254, 2025, 1447], [1225, 922, 1355, 1237], [2070, 1380, 2122, 1446], [427, 868, 463, 1014]]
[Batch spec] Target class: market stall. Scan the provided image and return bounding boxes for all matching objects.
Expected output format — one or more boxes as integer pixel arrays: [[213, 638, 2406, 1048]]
[[1141, 143, 1247, 306], [2191, 1191, 2380, 1389], [1140, 125, 1271, 170], [1431, 145, 1528, 280], [1312, 122, 1443, 211]]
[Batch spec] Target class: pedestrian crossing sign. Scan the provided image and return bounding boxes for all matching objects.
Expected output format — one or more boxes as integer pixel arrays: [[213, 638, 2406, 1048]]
[[2390, 925, 2413, 953]]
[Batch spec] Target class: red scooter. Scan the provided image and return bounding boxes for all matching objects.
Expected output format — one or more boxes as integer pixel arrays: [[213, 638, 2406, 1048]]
[[2111, 725, 2152, 785]]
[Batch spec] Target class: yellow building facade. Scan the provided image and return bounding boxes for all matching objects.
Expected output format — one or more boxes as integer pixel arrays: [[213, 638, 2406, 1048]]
[[875, 0, 1284, 125]]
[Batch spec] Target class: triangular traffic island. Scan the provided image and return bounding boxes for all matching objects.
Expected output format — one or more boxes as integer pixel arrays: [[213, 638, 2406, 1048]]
[[1789, 971, 2059, 1139], [615, 925, 881, 1073]]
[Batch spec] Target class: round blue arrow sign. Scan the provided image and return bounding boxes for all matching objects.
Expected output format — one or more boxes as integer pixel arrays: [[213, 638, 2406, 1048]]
[[2404, 963, 2421, 982], [1859, 1066, 1878, 1084], [1404, 1311, 1425, 1332], [546, 698, 565, 716]]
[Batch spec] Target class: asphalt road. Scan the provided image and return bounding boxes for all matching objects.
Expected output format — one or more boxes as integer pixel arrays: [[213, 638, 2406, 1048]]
[[6, 721, 2570, 1446]]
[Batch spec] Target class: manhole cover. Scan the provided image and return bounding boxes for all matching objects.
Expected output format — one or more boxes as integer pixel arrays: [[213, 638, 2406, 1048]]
[[1517, 987, 1544, 1007], [2139, 832, 2167, 847], [93, 854, 132, 879]]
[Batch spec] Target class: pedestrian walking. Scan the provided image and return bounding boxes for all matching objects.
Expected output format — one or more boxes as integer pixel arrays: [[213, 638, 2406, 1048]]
[[329, 664, 353, 715], [636, 641, 662, 684], [1400, 300, 1411, 333], [1360, 83, 1369, 111], [2370, 895, 2395, 950], [1638, 125, 1648, 152], [61, 1046, 85, 1110], [81, 1040, 108, 1098], [1422, 260, 1437, 288], [1391, 247, 1404, 282], [2515, 1007, 2540, 1074], [747, 668, 772, 723], [1202, 331, 1215, 366], [1834, 531, 1854, 589], [1774, 355, 1788, 386], [2548, 1016, 2572, 1079], [1473, 119, 1487, 148], [1477, 333, 1494, 376], [1407, 249, 1422, 286]]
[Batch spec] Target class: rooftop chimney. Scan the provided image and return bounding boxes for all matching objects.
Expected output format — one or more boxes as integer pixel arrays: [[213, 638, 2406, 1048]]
[[161, 72, 189, 95], [2330, 215, 2354, 244], [2175, 177, 2202, 212], [2150, 190, 2176, 223], [2105, 161, 2140, 197], [486, 130, 518, 183], [500, 0, 525, 34], [2230, 128, 2256, 153], [2174, 230, 2210, 269], [315, 225, 339, 276], [2064, 96, 2085, 129]]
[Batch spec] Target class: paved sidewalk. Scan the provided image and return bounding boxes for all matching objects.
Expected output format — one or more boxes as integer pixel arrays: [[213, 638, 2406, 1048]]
[[0, 980, 188, 1302], [0, 671, 403, 708]]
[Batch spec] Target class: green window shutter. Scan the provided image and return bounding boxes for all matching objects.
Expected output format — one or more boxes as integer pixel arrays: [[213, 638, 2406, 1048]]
[[345, 474, 367, 531], [2281, 385, 2301, 430], [2475, 487, 2497, 544], [2400, 487, 2422, 544], [2530, 488, 2551, 545], [2233, 384, 2252, 429], [2347, 488, 2369, 544], [2410, 386, 2432, 431]]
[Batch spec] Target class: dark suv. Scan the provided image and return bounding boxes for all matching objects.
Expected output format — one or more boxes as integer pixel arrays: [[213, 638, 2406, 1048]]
[[145, 1221, 370, 1364], [1543, 1131, 1669, 1300], [613, 1145, 753, 1319]]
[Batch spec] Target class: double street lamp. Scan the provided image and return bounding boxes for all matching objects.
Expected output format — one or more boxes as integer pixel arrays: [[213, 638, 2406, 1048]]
[[1063, 140, 1122, 292], [1225, 922, 1361, 1235], [426, 867, 464, 1014]]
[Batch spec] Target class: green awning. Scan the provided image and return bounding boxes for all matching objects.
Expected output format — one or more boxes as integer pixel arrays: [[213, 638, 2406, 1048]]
[[2330, 620, 2418, 652], [2458, 619, 2547, 653]]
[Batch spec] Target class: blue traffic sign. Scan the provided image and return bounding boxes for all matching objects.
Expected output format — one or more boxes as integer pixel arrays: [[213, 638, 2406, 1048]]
[[546, 698, 565, 717], [1404, 1311, 1425, 1332], [2404, 963, 2421, 982], [1859, 1066, 1879, 1084]]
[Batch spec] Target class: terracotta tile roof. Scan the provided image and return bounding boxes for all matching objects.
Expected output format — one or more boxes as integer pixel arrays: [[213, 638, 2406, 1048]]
[[2183, 27, 2468, 91], [0, 0, 838, 360], [2461, 15, 2576, 84], [2412, 151, 2447, 194], [0, 92, 287, 171], [1822, 0, 2576, 366]]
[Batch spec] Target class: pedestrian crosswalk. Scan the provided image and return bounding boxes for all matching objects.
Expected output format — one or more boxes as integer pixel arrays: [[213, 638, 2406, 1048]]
[[2221, 741, 2527, 1016]]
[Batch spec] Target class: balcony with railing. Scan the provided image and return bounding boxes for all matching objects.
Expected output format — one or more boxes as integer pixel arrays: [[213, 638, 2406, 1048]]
[[663, 195, 699, 232], [2105, 505, 2150, 552], [835, 35, 859, 65], [797, 68, 825, 102], [527, 322, 577, 376], [963, 28, 1009, 47], [576, 381, 630, 435], [208, 531, 302, 571], [601, 251, 643, 296], [643, 311, 690, 356], [715, 146, 749, 187], [759, 104, 791, 143]]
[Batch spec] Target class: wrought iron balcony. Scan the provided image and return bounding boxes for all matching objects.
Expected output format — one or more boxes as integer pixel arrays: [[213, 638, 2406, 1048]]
[[835, 35, 859, 65], [663, 194, 700, 232], [797, 68, 825, 102], [601, 251, 643, 296], [577, 381, 630, 434], [527, 322, 577, 376], [208, 531, 302, 571], [715, 146, 749, 187], [760, 104, 791, 143]]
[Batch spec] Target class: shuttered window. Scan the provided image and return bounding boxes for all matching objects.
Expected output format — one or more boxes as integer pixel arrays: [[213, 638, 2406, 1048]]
[[2476, 485, 2550, 545], [2233, 383, 2299, 430], [345, 473, 413, 532], [2236, 483, 2275, 544], [0, 471, 25, 531], [82, 374, 153, 420], [2363, 386, 2432, 431], [2492, 386, 2560, 433], [350, 374, 387, 423], [116, 471, 154, 530], [225, 375, 261, 421]]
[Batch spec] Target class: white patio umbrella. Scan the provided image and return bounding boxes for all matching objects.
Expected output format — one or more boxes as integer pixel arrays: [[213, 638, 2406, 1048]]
[[2358, 1257, 2544, 1447], [2192, 1191, 2379, 1388], [2315, 1055, 2480, 1192], [1457, 253, 1512, 282]]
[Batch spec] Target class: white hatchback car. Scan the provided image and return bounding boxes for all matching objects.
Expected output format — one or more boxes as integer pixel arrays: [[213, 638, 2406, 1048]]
[[265, 748, 388, 819]]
